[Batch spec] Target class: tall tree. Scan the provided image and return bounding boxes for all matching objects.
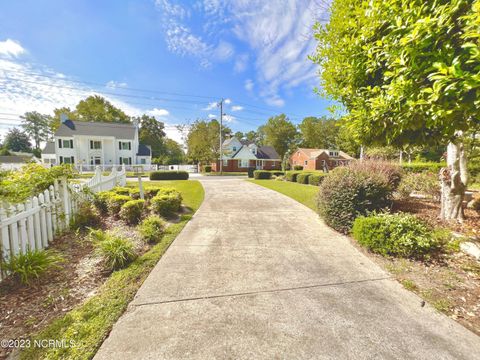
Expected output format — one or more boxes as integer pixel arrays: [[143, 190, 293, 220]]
[[261, 114, 297, 159], [20, 111, 51, 150], [3, 128, 32, 153], [234, 131, 244, 140], [311, 0, 480, 220], [154, 138, 184, 165], [137, 115, 166, 158], [186, 119, 231, 164], [299, 116, 339, 149], [75, 95, 131, 123]]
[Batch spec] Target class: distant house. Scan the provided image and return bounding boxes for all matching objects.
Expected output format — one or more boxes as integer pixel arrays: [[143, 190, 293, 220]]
[[41, 119, 152, 170], [0, 153, 38, 170], [211, 137, 281, 172], [289, 148, 354, 171]]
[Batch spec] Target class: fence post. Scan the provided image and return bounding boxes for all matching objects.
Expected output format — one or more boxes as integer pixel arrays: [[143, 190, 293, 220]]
[[44, 189, 53, 243], [0, 206, 11, 270], [39, 193, 48, 247], [52, 181, 60, 233], [32, 196, 42, 249], [61, 177, 71, 227], [25, 199, 35, 250], [17, 203, 27, 254]]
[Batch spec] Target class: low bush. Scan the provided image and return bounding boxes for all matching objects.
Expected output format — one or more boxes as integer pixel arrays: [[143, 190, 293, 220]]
[[269, 170, 285, 176], [348, 160, 402, 191], [296, 173, 311, 184], [106, 194, 131, 217], [120, 199, 145, 225], [129, 188, 140, 199], [203, 165, 212, 173], [397, 172, 440, 200], [93, 191, 115, 214], [285, 171, 302, 182], [275, 175, 285, 181], [253, 170, 272, 180], [293, 165, 304, 170], [352, 213, 441, 258], [247, 167, 255, 178], [138, 215, 166, 243], [149, 171, 189, 180], [4, 249, 64, 285], [89, 229, 137, 271], [401, 162, 445, 174], [71, 203, 102, 230], [111, 187, 131, 196], [151, 191, 182, 217], [317, 164, 394, 233], [308, 174, 325, 186]]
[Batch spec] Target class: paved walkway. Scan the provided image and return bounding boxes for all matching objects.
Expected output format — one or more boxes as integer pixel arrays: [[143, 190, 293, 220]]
[[95, 178, 480, 359]]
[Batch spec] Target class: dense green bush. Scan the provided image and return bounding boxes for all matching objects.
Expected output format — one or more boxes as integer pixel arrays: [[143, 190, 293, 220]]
[[317, 165, 394, 233], [120, 199, 145, 225], [247, 167, 255, 178], [269, 171, 285, 176], [4, 249, 64, 285], [106, 194, 131, 216], [293, 165, 304, 170], [397, 172, 440, 200], [71, 203, 102, 230], [296, 173, 311, 184], [401, 162, 444, 174], [111, 187, 131, 196], [89, 229, 137, 271], [348, 160, 402, 191], [352, 213, 442, 258], [203, 165, 212, 173], [285, 171, 302, 182], [129, 188, 140, 199], [253, 170, 272, 180], [149, 171, 189, 180], [309, 173, 325, 186], [138, 215, 166, 243], [151, 191, 182, 217], [93, 191, 116, 214]]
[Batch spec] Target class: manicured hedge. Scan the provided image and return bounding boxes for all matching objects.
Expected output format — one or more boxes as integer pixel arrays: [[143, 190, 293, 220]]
[[203, 165, 212, 173], [308, 174, 325, 186], [352, 213, 442, 258], [293, 165, 304, 170], [269, 171, 285, 176], [149, 171, 189, 180], [401, 162, 445, 173], [150, 191, 182, 217], [285, 171, 302, 182], [253, 170, 272, 180], [296, 173, 311, 184], [119, 199, 145, 225]]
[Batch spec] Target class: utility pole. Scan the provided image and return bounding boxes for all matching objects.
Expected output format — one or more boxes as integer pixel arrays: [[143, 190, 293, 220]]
[[218, 99, 224, 175]]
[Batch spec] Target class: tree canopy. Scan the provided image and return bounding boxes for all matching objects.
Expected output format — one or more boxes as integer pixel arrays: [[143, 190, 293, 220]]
[[186, 119, 231, 164], [3, 128, 32, 153], [137, 114, 166, 158], [20, 111, 51, 150], [298, 116, 339, 149], [260, 114, 297, 159]]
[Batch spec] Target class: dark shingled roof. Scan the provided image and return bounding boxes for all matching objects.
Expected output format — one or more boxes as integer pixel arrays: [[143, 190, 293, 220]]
[[42, 141, 55, 154], [0, 155, 33, 163], [55, 120, 136, 139], [137, 144, 151, 156], [256, 146, 280, 160]]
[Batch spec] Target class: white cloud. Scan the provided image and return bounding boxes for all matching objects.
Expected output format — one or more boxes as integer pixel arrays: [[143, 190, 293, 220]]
[[233, 53, 248, 73], [0, 39, 26, 58], [214, 41, 234, 61], [224, 98, 231, 104], [231, 105, 243, 111], [208, 113, 216, 119], [147, 108, 170, 117], [106, 80, 128, 89], [244, 79, 254, 92], [203, 101, 218, 110], [223, 114, 236, 123]]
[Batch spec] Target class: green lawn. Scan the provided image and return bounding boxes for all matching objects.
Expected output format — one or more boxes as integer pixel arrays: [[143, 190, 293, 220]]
[[203, 172, 247, 176], [21, 180, 204, 360], [248, 179, 319, 211]]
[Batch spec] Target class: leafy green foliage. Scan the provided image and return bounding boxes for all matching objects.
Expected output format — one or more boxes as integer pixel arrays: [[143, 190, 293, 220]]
[[186, 119, 231, 163], [285, 171, 302, 182], [296, 173, 311, 184], [3, 128, 32, 153], [253, 170, 272, 180], [150, 191, 182, 217], [76, 95, 131, 123], [93, 191, 115, 214], [293, 165, 304, 170], [149, 171, 189, 180], [89, 229, 137, 271], [70, 203, 102, 230], [299, 116, 339, 149], [138, 215, 166, 244], [106, 194, 131, 216], [260, 114, 297, 159], [203, 165, 212, 173], [0, 163, 75, 203], [352, 213, 442, 258], [401, 162, 445, 174], [317, 163, 395, 233], [4, 249, 64, 285], [20, 111, 52, 150], [397, 172, 440, 200], [137, 114, 166, 158], [119, 200, 145, 225], [308, 173, 326, 186]]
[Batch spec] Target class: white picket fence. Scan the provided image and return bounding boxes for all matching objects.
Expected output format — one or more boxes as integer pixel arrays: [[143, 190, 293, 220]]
[[0, 165, 126, 281]]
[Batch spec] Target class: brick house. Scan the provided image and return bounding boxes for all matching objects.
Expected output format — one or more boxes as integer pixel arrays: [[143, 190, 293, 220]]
[[289, 148, 354, 171], [211, 137, 281, 172]]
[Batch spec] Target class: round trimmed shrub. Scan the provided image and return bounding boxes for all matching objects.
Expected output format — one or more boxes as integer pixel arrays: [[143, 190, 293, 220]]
[[149, 171, 189, 180], [253, 170, 272, 180], [285, 171, 302, 182], [317, 166, 393, 233], [203, 165, 212, 173], [308, 174, 325, 186], [138, 215, 166, 243], [120, 199, 145, 225], [293, 165, 304, 170], [151, 191, 182, 217], [93, 191, 116, 214], [111, 186, 131, 196], [352, 213, 441, 258], [71, 202, 102, 230], [106, 194, 131, 217], [296, 173, 311, 184]]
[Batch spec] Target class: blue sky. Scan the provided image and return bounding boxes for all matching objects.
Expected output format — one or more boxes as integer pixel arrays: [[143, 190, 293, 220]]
[[0, 0, 332, 142]]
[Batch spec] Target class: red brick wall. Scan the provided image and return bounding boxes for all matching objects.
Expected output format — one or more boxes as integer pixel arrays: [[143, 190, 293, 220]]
[[289, 150, 316, 170]]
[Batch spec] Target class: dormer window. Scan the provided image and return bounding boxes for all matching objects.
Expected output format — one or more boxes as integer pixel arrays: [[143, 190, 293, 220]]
[[329, 151, 339, 157], [233, 146, 237, 152]]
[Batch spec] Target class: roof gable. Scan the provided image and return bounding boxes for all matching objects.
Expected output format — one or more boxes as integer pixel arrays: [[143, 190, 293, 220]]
[[55, 120, 136, 139]]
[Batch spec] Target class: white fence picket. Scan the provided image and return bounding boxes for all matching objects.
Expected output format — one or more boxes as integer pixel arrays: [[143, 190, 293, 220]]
[[0, 164, 127, 282]]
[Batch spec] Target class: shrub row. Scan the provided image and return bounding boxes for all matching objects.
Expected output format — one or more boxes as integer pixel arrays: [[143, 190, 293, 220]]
[[252, 170, 285, 179], [401, 162, 444, 174], [149, 171, 189, 180]]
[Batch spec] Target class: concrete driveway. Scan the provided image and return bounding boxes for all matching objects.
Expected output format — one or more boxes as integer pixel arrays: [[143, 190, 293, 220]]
[[95, 178, 480, 359]]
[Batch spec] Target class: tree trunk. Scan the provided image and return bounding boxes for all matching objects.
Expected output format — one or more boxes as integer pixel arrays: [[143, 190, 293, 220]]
[[439, 140, 468, 221]]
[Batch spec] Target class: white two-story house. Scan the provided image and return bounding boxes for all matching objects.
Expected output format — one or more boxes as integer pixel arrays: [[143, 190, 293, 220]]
[[41, 118, 152, 170]]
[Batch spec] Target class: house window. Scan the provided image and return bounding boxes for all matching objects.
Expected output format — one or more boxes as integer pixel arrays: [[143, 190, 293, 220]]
[[329, 151, 339, 157], [223, 159, 228, 166], [240, 159, 249, 168], [304, 160, 308, 165], [120, 157, 132, 165], [119, 141, 131, 150], [90, 140, 102, 150], [60, 156, 74, 164], [233, 146, 237, 152], [90, 156, 101, 165], [58, 139, 73, 148], [256, 160, 262, 168], [140, 158, 146, 165]]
